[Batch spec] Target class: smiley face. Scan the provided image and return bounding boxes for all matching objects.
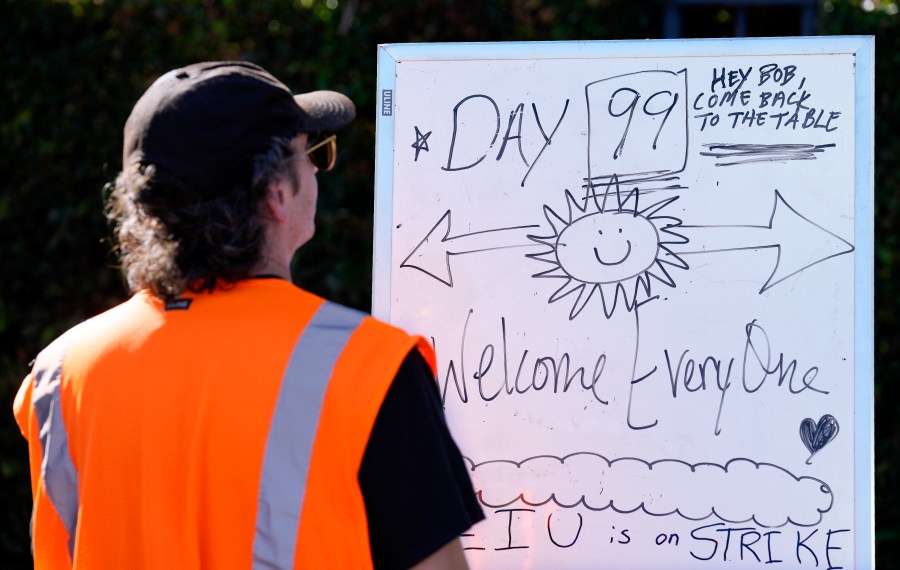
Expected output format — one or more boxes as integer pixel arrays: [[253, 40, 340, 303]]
[[555, 211, 660, 284], [528, 187, 688, 319]]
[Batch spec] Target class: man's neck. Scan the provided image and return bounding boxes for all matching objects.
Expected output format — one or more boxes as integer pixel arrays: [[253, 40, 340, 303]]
[[249, 252, 292, 281]]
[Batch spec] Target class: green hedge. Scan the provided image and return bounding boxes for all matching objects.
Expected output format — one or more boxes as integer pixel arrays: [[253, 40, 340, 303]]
[[1, 0, 894, 565]]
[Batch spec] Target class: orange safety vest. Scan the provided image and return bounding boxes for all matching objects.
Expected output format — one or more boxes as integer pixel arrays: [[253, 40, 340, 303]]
[[13, 279, 435, 569]]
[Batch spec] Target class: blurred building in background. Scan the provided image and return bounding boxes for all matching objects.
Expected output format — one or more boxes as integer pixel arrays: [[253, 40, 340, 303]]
[[657, 0, 819, 36]]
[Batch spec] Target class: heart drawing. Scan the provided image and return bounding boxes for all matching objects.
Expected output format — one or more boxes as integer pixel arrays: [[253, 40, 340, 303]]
[[799, 414, 839, 465]]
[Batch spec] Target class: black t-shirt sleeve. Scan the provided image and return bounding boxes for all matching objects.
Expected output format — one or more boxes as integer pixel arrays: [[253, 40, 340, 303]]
[[359, 348, 485, 570]]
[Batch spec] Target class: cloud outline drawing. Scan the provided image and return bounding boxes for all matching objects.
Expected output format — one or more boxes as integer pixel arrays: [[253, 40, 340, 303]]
[[465, 452, 833, 528]]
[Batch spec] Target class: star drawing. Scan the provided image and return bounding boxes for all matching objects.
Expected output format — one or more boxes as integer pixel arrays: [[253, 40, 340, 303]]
[[412, 126, 431, 161]]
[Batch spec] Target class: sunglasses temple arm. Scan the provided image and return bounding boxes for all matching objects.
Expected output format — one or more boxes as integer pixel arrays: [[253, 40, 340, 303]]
[[305, 134, 337, 154]]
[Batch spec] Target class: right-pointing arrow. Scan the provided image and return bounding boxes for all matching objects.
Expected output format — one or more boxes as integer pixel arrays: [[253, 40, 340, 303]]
[[670, 190, 854, 293]]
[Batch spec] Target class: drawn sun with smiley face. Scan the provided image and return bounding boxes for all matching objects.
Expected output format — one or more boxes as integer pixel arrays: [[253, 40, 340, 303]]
[[527, 182, 689, 319]]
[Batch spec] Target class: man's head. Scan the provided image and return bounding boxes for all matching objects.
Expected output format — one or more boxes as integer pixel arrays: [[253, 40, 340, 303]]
[[107, 61, 355, 300], [122, 61, 354, 198]]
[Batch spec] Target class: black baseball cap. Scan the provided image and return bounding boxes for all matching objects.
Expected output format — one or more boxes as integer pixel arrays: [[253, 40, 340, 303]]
[[122, 61, 356, 196]]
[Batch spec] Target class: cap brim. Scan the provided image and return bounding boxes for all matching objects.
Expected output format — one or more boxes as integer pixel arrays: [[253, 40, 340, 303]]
[[294, 90, 356, 132]]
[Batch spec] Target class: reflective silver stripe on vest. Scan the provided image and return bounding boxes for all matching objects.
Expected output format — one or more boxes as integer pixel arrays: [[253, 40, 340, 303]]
[[31, 340, 80, 559], [252, 301, 365, 569]]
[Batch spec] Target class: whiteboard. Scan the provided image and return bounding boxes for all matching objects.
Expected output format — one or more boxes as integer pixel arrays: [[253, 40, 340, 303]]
[[373, 37, 873, 569]]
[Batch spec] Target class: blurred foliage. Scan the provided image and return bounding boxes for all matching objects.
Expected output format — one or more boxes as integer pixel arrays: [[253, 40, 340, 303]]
[[0, 0, 894, 566]]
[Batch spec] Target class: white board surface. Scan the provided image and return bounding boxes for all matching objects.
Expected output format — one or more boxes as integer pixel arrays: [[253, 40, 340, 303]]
[[373, 37, 873, 569]]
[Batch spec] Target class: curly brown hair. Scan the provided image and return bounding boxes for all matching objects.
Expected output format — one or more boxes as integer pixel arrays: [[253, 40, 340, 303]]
[[105, 137, 295, 301]]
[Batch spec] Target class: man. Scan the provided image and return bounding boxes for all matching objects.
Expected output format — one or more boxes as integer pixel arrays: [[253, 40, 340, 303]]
[[14, 61, 483, 569]]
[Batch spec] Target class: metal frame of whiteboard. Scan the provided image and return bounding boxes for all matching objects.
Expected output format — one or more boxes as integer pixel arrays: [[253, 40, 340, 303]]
[[373, 36, 874, 568]]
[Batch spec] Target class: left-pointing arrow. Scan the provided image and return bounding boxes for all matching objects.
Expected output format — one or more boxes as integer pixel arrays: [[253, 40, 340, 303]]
[[400, 210, 540, 287]]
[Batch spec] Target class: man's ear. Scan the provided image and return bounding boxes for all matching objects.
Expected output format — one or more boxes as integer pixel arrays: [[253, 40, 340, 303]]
[[263, 176, 290, 223]]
